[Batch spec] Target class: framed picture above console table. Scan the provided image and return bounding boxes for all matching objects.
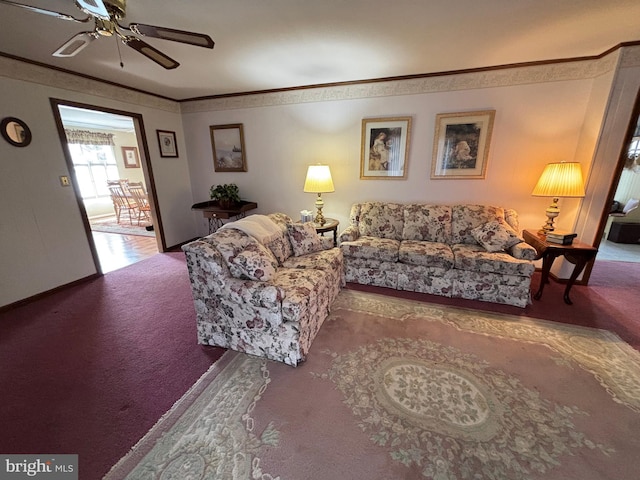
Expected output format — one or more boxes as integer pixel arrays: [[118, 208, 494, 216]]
[[191, 200, 258, 234]]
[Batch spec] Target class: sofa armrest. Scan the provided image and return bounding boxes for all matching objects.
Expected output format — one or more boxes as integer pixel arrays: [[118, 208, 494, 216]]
[[509, 242, 538, 261], [338, 225, 360, 243], [182, 240, 229, 293]]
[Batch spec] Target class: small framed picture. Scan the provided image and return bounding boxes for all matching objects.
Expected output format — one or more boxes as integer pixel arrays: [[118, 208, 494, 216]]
[[431, 110, 495, 179], [121, 146, 140, 168], [210, 123, 247, 172], [361, 117, 412, 179], [156, 130, 178, 158]]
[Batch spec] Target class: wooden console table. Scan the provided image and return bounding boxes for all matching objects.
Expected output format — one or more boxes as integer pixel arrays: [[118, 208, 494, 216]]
[[191, 200, 258, 234], [522, 229, 597, 305]]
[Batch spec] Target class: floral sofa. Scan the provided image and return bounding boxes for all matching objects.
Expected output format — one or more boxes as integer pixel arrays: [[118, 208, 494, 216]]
[[339, 203, 537, 307], [182, 213, 344, 366]]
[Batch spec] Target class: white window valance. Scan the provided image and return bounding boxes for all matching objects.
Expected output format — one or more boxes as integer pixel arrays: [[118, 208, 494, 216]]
[[65, 129, 115, 146]]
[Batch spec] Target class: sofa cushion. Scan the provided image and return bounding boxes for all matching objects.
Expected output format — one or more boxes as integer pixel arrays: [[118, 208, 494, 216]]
[[211, 228, 278, 281], [358, 202, 404, 240], [399, 240, 454, 269], [265, 213, 294, 263], [402, 204, 452, 243], [230, 242, 279, 281], [452, 244, 536, 277], [287, 222, 323, 256], [471, 219, 523, 252], [273, 268, 329, 323], [341, 236, 400, 262], [451, 204, 505, 244], [282, 247, 343, 273]]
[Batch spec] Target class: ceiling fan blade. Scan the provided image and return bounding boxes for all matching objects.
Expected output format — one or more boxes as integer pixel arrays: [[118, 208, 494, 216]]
[[74, 0, 109, 20], [0, 0, 89, 22], [127, 23, 214, 49], [53, 32, 96, 57], [122, 36, 180, 69]]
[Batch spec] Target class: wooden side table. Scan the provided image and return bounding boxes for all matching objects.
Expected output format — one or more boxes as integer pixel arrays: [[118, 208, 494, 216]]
[[191, 200, 258, 234], [522, 229, 598, 305], [313, 218, 339, 246]]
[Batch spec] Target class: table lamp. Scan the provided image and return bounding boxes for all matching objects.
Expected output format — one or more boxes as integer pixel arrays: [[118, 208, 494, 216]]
[[531, 161, 585, 233], [303, 164, 334, 226]]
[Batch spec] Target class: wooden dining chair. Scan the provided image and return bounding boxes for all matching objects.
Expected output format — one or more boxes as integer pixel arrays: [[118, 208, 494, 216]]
[[108, 184, 138, 224], [128, 182, 151, 225]]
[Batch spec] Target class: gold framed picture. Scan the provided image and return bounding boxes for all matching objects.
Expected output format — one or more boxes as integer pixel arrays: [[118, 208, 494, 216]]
[[210, 124, 247, 172], [122, 146, 140, 168], [360, 117, 412, 179], [431, 110, 495, 179]]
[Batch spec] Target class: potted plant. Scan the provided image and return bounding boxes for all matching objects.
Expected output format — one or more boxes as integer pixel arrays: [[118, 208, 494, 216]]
[[209, 183, 241, 209]]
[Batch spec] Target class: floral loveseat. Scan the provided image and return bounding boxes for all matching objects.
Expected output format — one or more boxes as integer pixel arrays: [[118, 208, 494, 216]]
[[182, 213, 344, 366], [339, 203, 537, 307]]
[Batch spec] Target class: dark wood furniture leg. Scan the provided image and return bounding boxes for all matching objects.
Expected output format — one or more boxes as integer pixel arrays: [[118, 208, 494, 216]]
[[534, 251, 560, 300], [562, 252, 598, 305]]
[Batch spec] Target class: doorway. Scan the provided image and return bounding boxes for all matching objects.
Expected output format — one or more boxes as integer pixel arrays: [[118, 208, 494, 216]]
[[51, 100, 163, 273], [595, 91, 640, 263]]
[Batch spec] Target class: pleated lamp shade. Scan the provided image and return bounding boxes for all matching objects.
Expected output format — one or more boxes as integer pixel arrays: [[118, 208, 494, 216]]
[[303, 165, 335, 193], [531, 162, 585, 198]]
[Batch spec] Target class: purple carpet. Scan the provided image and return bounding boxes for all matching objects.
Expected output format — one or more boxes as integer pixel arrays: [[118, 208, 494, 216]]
[[0, 253, 224, 479], [0, 254, 637, 479]]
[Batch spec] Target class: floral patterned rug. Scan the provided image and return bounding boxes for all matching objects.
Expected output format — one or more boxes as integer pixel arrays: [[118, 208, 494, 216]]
[[105, 290, 640, 479]]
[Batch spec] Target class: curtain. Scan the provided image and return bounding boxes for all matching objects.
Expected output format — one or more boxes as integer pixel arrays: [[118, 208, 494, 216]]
[[64, 129, 115, 146]]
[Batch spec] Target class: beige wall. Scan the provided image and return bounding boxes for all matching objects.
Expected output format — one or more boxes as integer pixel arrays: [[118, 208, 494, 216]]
[[2, 45, 639, 307], [181, 56, 617, 240], [0, 60, 190, 306]]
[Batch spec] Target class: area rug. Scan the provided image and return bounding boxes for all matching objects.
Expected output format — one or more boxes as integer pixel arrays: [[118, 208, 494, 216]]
[[90, 215, 155, 237], [104, 290, 640, 480]]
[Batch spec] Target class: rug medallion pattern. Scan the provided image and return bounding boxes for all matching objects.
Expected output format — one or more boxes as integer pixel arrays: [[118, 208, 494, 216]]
[[313, 338, 611, 479], [332, 291, 640, 413]]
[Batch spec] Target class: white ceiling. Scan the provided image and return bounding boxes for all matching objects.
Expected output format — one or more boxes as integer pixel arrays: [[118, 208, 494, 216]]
[[1, 0, 640, 101]]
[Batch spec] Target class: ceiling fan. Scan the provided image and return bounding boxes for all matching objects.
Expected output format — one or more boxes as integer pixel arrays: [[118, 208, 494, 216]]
[[0, 0, 214, 69]]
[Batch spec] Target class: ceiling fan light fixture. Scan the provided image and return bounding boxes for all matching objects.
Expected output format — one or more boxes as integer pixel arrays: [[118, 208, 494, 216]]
[[53, 33, 95, 57]]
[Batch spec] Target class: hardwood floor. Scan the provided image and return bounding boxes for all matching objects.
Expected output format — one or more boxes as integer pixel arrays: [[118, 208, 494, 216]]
[[92, 231, 159, 273]]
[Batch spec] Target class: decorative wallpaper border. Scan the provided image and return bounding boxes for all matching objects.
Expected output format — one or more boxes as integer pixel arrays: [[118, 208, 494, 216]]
[[181, 51, 624, 113], [0, 55, 179, 114], [3, 44, 640, 114]]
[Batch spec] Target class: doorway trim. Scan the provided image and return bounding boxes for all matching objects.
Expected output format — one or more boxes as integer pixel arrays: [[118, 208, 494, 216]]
[[578, 86, 640, 282], [50, 98, 166, 274]]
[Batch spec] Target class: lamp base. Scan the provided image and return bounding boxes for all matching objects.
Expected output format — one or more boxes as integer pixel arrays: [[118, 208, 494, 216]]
[[539, 198, 560, 234], [314, 193, 326, 226]]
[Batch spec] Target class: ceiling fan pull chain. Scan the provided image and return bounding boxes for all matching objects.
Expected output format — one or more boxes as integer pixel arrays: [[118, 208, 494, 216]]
[[116, 35, 124, 68]]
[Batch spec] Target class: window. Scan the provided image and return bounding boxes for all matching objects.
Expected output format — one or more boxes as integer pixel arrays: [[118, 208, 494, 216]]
[[69, 144, 119, 199]]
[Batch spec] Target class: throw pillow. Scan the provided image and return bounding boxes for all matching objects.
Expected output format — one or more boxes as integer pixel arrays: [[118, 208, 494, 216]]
[[228, 241, 278, 281], [287, 223, 323, 256], [471, 220, 523, 252]]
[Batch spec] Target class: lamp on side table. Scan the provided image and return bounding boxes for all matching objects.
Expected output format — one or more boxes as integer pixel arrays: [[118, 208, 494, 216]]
[[303, 164, 335, 226], [531, 162, 585, 233]]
